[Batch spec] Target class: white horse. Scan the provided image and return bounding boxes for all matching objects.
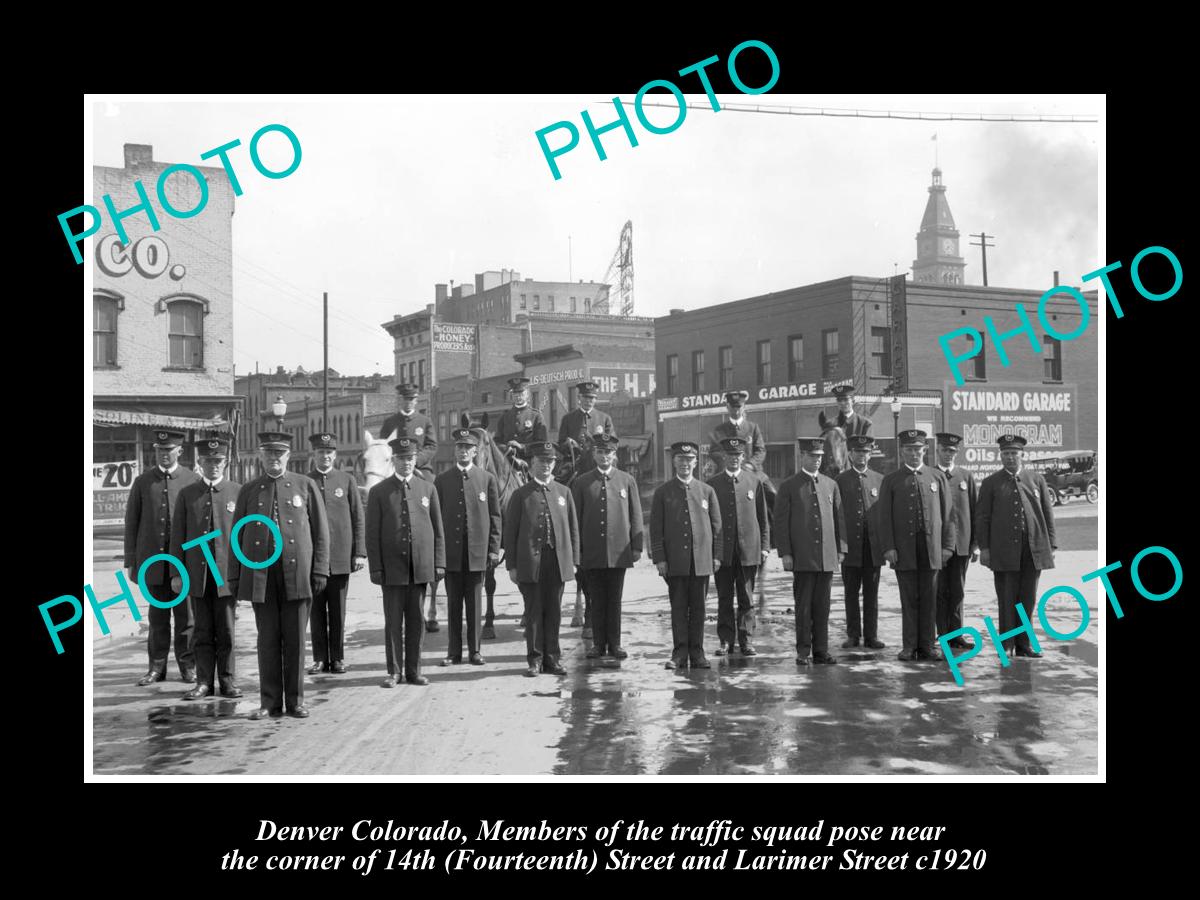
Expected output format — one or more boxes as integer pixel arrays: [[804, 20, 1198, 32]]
[[360, 428, 445, 632]]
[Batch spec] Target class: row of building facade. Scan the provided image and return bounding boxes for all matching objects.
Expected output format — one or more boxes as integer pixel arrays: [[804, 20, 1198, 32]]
[[91, 145, 1096, 530]]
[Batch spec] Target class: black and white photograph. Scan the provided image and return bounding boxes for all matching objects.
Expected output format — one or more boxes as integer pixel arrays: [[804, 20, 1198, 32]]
[[81, 92, 1102, 779]]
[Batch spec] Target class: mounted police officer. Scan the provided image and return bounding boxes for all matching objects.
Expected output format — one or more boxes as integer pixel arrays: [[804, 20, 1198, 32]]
[[832, 384, 873, 437], [975, 434, 1057, 660], [559, 380, 615, 470], [229, 432, 330, 719], [650, 441, 722, 670], [494, 376, 547, 471], [380, 382, 437, 479], [571, 433, 643, 662], [306, 432, 365, 675], [434, 427, 501, 667], [707, 437, 769, 657], [125, 427, 199, 686], [171, 435, 241, 699], [708, 390, 766, 474]]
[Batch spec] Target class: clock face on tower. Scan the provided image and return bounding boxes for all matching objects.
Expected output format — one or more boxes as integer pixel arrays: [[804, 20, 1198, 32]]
[[942, 239, 955, 254]]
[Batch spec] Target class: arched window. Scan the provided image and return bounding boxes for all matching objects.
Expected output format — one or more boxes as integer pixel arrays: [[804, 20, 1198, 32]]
[[93, 290, 124, 367], [159, 294, 207, 368]]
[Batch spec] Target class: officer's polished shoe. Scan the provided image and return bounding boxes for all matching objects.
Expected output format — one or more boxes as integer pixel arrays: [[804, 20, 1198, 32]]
[[381, 675, 398, 688], [714, 642, 730, 657], [690, 656, 712, 669], [586, 648, 602, 659], [183, 684, 212, 701], [250, 707, 282, 720], [288, 704, 311, 718], [842, 637, 861, 649], [795, 656, 813, 666], [331, 661, 347, 674], [137, 671, 165, 686], [665, 657, 686, 670], [613, 647, 628, 659], [897, 650, 918, 661], [1015, 646, 1042, 658], [441, 657, 461, 667], [525, 665, 540, 677], [425, 619, 440, 633], [865, 638, 886, 649], [307, 661, 327, 675], [813, 652, 838, 665], [740, 643, 758, 656], [545, 663, 567, 676], [917, 647, 944, 662], [219, 683, 244, 699], [407, 675, 430, 686], [948, 637, 975, 650], [469, 653, 485, 665], [181, 668, 197, 684]]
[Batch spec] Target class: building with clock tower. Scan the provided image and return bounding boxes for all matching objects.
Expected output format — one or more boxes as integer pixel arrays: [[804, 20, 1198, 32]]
[[912, 167, 967, 285]]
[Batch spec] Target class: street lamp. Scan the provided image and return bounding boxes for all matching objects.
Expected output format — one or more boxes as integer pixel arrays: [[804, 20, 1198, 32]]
[[272, 394, 287, 431], [889, 395, 903, 467]]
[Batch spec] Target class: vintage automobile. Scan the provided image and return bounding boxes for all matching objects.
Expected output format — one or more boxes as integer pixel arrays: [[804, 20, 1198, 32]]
[[1031, 450, 1098, 505]]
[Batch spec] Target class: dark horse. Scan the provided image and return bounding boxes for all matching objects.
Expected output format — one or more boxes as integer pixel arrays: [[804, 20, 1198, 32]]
[[817, 411, 849, 478]]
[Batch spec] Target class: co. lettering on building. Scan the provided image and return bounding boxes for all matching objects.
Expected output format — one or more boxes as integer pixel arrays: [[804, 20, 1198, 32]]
[[40, 513, 284, 654], [59, 124, 302, 264], [938, 245, 1182, 386], [535, 40, 780, 181]]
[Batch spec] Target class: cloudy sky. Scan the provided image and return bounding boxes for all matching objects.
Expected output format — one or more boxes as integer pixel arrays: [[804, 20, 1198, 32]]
[[91, 94, 1100, 377]]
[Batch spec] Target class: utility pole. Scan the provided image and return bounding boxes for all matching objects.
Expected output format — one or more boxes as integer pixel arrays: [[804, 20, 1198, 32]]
[[322, 291, 329, 431], [969, 232, 995, 286]]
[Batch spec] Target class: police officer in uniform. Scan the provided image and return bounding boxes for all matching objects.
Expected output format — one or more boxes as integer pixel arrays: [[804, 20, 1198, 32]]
[[125, 427, 199, 685], [934, 432, 978, 650], [650, 441, 722, 670], [559, 380, 616, 465], [434, 428, 501, 666], [836, 435, 886, 650], [832, 384, 873, 437], [367, 437, 446, 686], [380, 383, 437, 479], [775, 437, 846, 665], [708, 390, 767, 474], [306, 432, 366, 675], [504, 442, 580, 677], [229, 432, 330, 718], [571, 434, 643, 661], [171, 435, 241, 699], [494, 376, 548, 471], [708, 437, 769, 657], [975, 434, 1057, 659], [878, 430, 955, 662]]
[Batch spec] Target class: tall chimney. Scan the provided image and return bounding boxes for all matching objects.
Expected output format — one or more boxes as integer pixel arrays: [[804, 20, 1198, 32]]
[[124, 144, 153, 169], [1053, 271, 1060, 286], [435, 283, 448, 303]]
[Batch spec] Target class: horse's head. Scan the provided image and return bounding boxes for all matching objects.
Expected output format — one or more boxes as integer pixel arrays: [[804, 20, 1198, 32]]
[[361, 428, 396, 489], [818, 415, 848, 477]]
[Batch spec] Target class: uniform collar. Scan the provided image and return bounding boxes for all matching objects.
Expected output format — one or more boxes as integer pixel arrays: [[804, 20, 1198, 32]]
[[906, 464, 923, 475], [393, 472, 414, 485], [267, 471, 286, 480], [512, 402, 528, 410], [801, 468, 820, 479], [675, 475, 694, 486], [202, 476, 224, 488], [728, 416, 744, 426], [398, 409, 414, 417], [597, 466, 614, 477], [940, 463, 955, 475], [725, 468, 741, 479], [312, 465, 334, 476], [1006, 465, 1024, 477], [457, 462, 474, 473], [532, 476, 553, 487], [851, 464, 869, 475], [158, 464, 179, 476]]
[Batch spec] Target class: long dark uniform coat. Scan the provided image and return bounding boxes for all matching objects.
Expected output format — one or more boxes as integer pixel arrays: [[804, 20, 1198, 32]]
[[228, 473, 330, 602], [708, 417, 767, 472], [649, 478, 723, 576], [773, 472, 846, 572], [435, 464, 502, 573], [366, 475, 446, 585], [503, 479, 580, 583], [558, 406, 616, 447], [380, 410, 438, 477], [570, 467, 644, 570], [171, 476, 242, 598]]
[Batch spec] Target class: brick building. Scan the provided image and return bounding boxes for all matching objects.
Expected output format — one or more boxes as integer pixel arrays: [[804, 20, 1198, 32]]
[[655, 277, 1097, 483], [92, 144, 242, 525], [437, 270, 612, 325]]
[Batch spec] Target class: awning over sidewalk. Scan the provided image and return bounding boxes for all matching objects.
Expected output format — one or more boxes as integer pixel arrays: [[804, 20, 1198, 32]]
[[93, 408, 230, 430]]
